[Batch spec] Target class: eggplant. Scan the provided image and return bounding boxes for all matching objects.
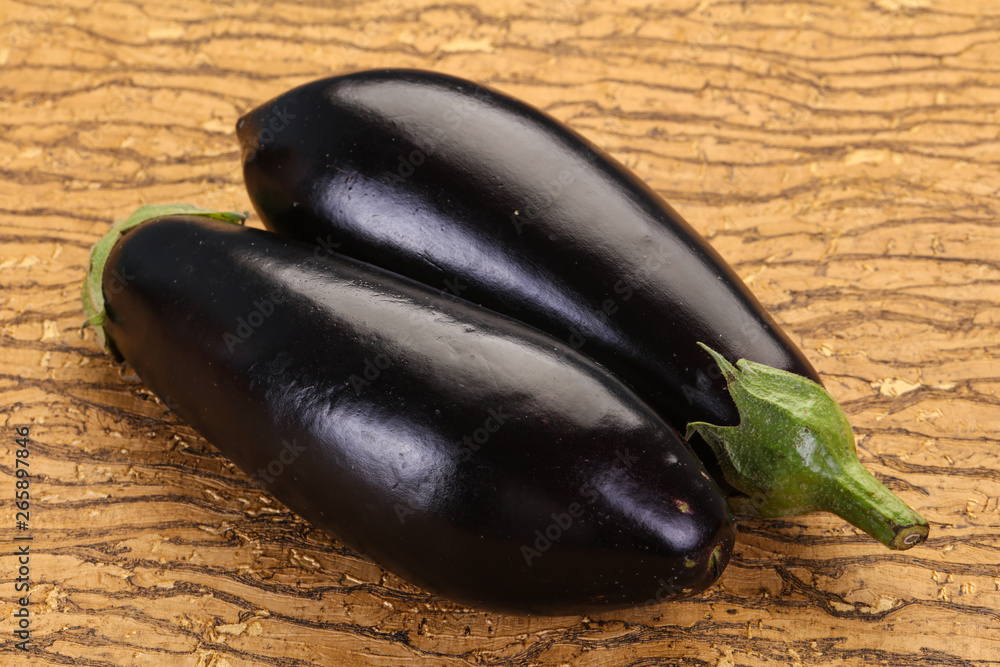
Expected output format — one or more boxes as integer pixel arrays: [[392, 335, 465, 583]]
[[82, 204, 736, 614], [237, 69, 928, 550]]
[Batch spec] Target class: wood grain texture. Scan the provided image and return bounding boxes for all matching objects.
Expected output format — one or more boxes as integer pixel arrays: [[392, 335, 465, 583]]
[[1, 0, 998, 665]]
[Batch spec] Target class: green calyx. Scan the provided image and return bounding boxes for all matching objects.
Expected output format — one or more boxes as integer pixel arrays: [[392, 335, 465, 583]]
[[81, 203, 246, 356], [687, 343, 928, 551]]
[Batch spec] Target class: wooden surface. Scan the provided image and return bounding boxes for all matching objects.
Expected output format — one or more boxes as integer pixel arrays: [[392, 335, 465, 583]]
[[2, 1, 999, 665]]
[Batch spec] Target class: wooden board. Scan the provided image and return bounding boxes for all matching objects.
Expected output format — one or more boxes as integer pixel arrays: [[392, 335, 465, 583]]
[[2, 0, 998, 664]]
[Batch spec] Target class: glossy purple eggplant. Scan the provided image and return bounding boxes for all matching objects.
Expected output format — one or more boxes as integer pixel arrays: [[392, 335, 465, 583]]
[[238, 69, 814, 436], [237, 70, 929, 550], [82, 205, 735, 614]]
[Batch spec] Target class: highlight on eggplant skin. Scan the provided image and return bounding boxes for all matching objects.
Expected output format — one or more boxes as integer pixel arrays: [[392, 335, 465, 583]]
[[236, 69, 929, 550], [82, 205, 737, 615]]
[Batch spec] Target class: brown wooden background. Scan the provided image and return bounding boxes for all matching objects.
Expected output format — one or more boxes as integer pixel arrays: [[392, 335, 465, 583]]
[[2, 1, 999, 665]]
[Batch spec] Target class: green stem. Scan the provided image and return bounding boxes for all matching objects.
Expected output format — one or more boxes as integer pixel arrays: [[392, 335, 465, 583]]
[[82, 203, 245, 356], [821, 460, 929, 550], [687, 343, 929, 551]]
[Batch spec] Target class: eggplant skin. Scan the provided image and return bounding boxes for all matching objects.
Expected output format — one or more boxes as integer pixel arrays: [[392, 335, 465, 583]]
[[238, 69, 821, 441], [99, 215, 735, 615]]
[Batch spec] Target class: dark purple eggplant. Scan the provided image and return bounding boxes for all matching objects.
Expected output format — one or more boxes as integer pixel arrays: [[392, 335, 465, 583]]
[[82, 204, 735, 614], [237, 69, 928, 550]]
